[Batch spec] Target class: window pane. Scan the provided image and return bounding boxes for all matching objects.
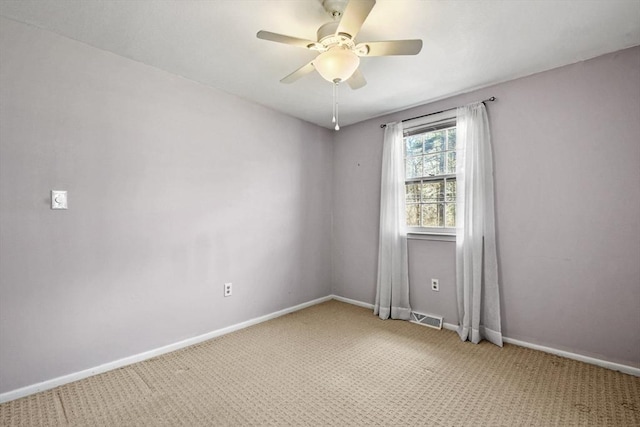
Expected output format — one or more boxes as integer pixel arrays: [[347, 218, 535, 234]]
[[424, 153, 444, 176], [447, 128, 457, 150], [405, 125, 458, 229], [422, 180, 443, 202], [405, 156, 423, 179], [406, 204, 420, 227], [445, 203, 456, 228], [425, 130, 445, 153], [405, 136, 423, 157], [445, 179, 456, 201], [422, 203, 444, 227], [405, 183, 420, 203], [446, 151, 456, 174]]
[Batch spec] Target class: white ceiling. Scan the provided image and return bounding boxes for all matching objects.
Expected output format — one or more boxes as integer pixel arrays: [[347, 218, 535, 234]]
[[1, 1, 639, 129]]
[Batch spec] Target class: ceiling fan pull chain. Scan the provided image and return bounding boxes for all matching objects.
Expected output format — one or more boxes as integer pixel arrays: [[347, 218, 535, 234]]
[[332, 82, 336, 124], [334, 82, 340, 131]]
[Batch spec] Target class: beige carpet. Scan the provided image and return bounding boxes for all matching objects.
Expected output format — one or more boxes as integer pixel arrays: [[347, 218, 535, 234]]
[[1, 300, 639, 426]]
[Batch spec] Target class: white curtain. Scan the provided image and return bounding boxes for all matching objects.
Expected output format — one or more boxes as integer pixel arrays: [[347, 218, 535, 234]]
[[374, 122, 411, 320], [455, 102, 503, 346]]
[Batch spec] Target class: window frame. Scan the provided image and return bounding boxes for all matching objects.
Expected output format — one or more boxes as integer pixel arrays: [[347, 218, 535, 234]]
[[403, 111, 458, 236]]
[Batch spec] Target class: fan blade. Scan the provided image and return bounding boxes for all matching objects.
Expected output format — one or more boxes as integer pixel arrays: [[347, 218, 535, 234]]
[[357, 39, 423, 56], [281, 61, 316, 84], [257, 30, 318, 49], [336, 0, 376, 39], [346, 68, 367, 90]]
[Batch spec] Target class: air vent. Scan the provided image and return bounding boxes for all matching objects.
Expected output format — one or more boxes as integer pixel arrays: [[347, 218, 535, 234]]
[[410, 312, 443, 330]]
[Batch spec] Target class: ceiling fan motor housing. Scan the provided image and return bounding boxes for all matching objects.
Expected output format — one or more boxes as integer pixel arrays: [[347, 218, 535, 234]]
[[317, 21, 341, 42], [316, 22, 369, 56]]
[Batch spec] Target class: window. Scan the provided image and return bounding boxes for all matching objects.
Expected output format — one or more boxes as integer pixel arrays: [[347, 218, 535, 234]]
[[404, 113, 457, 234]]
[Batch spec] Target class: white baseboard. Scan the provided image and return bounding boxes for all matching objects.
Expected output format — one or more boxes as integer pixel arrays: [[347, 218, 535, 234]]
[[3, 293, 637, 403], [332, 294, 375, 310], [334, 295, 640, 377], [502, 337, 640, 377], [443, 322, 458, 332], [0, 295, 333, 404]]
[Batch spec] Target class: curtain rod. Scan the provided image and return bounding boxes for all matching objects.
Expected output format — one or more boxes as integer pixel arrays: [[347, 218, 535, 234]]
[[380, 97, 496, 128]]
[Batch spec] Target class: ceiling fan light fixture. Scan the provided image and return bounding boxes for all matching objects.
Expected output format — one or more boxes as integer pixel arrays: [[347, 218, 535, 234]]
[[313, 47, 360, 83]]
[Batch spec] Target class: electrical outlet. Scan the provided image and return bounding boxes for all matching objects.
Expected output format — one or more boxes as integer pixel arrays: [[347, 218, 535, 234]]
[[224, 282, 232, 297], [431, 279, 439, 292]]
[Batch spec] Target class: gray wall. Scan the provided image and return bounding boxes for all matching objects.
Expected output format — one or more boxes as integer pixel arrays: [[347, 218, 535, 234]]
[[333, 46, 640, 368], [0, 18, 333, 393]]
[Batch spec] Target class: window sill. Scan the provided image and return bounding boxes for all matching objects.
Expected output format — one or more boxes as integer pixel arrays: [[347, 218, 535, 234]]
[[407, 232, 456, 242]]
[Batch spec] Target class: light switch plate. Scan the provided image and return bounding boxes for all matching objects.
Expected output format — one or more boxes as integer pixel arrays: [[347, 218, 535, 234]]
[[51, 190, 68, 209]]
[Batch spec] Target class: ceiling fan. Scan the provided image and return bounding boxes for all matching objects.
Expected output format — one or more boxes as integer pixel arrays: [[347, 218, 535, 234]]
[[257, 0, 422, 129], [257, 0, 423, 90]]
